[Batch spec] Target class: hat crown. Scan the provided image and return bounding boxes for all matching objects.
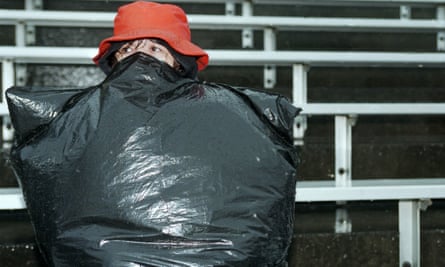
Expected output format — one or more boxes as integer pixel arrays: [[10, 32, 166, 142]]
[[114, 1, 191, 41]]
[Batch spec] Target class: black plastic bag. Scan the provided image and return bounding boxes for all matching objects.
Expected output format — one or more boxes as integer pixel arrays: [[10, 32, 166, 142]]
[[6, 53, 300, 267]]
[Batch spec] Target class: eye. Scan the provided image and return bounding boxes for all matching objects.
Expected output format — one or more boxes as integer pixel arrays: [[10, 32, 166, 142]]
[[118, 44, 133, 54], [151, 45, 163, 53]]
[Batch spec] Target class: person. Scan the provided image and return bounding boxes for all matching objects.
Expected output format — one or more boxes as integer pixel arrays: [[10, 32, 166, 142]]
[[92, 0, 208, 79], [7, 1, 299, 266]]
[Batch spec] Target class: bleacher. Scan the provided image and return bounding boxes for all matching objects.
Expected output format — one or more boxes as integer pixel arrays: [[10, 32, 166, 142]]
[[1, 0, 445, 266]]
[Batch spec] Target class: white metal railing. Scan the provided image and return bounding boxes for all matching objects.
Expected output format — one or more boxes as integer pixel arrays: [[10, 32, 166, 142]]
[[296, 178, 445, 266], [0, 188, 25, 210], [2, 9, 445, 31], [1, 47, 445, 66], [296, 179, 445, 202], [1, 47, 444, 118], [3, 178, 445, 208]]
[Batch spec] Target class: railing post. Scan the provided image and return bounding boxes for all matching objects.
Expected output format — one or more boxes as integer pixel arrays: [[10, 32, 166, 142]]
[[334, 115, 356, 233], [241, 0, 254, 48], [263, 27, 276, 89], [399, 200, 420, 267], [437, 6, 445, 51], [225, 1, 236, 16], [25, 0, 41, 46], [292, 64, 308, 146], [1, 60, 14, 150], [400, 5, 411, 20], [335, 115, 355, 187]]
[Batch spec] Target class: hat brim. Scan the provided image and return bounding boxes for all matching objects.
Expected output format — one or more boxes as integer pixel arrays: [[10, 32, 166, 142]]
[[93, 30, 209, 71]]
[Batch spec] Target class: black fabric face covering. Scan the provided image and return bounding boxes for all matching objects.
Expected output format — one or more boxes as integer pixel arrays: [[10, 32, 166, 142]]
[[98, 39, 198, 79], [98, 41, 126, 75]]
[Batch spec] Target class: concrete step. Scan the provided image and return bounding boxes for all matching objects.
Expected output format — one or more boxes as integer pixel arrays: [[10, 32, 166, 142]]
[[290, 230, 445, 267], [0, 210, 45, 267], [0, 244, 45, 267]]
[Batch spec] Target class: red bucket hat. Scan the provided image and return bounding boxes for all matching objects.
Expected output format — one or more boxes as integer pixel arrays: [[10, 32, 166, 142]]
[[93, 1, 209, 71]]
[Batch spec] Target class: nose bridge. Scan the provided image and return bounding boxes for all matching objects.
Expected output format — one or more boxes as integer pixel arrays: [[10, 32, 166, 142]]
[[134, 39, 156, 56]]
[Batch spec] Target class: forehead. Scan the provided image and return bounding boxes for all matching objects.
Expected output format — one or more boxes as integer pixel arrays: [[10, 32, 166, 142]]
[[124, 38, 164, 45]]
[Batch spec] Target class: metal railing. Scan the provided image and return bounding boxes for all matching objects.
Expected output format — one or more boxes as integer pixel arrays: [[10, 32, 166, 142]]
[[2, 9, 445, 31]]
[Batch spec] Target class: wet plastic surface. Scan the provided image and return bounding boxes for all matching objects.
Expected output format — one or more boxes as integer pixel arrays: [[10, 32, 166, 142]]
[[6, 53, 300, 267]]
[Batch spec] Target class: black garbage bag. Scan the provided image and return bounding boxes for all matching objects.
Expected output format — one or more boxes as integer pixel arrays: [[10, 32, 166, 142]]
[[6, 53, 300, 267]]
